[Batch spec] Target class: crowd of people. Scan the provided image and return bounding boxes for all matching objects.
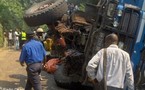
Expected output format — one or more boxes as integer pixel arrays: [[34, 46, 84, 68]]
[[3, 28, 50, 51], [3, 29, 27, 50]]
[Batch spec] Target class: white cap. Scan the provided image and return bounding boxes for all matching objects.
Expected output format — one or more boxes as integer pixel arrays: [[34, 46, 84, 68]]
[[36, 28, 44, 32]]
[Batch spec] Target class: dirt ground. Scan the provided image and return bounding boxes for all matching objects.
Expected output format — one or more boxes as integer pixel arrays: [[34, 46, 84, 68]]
[[0, 47, 66, 90]]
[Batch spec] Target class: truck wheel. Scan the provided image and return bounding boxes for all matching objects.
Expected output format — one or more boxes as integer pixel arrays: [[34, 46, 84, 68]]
[[54, 64, 72, 89], [23, 0, 68, 26]]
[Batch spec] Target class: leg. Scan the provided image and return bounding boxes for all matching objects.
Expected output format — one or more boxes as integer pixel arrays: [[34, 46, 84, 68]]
[[8, 40, 10, 47], [25, 67, 33, 90], [27, 63, 42, 90], [31, 72, 42, 90], [15, 40, 19, 50], [25, 77, 33, 90]]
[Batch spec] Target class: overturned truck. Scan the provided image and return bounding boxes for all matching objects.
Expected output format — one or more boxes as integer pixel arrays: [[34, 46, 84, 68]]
[[24, 0, 145, 89]]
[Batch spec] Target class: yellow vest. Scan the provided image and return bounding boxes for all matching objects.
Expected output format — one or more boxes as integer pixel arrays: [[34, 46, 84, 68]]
[[21, 32, 26, 40]]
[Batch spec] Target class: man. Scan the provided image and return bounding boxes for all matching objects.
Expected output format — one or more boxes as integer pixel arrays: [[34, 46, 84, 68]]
[[14, 29, 20, 50], [19, 31, 46, 90], [8, 29, 13, 48], [43, 37, 53, 52], [35, 28, 44, 42], [86, 33, 134, 90], [20, 30, 27, 49], [3, 31, 8, 48], [34, 27, 45, 80]]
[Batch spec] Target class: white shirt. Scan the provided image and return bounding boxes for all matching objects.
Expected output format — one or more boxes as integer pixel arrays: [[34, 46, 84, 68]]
[[86, 44, 134, 90], [14, 31, 19, 40], [8, 32, 13, 40]]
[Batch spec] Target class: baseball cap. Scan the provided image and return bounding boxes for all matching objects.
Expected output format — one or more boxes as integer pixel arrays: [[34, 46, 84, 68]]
[[26, 30, 34, 36], [36, 28, 44, 32]]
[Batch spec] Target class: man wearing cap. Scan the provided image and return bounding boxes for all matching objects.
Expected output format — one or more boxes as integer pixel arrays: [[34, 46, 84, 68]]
[[35, 27, 45, 80], [19, 31, 46, 90], [35, 28, 44, 42]]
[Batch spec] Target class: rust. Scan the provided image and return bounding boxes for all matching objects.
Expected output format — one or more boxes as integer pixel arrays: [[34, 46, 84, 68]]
[[55, 22, 76, 34]]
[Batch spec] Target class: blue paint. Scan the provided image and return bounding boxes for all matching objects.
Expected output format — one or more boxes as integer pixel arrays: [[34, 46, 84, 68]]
[[131, 12, 145, 71], [117, 0, 145, 71], [119, 0, 144, 8]]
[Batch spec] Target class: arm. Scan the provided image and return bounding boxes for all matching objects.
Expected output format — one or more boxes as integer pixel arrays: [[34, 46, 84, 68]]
[[86, 50, 102, 81], [19, 46, 27, 66], [42, 44, 47, 64], [15, 31, 19, 36], [125, 54, 134, 90]]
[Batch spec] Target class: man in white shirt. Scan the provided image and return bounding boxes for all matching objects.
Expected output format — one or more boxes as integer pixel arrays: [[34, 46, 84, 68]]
[[14, 29, 20, 50], [86, 33, 134, 90], [8, 30, 13, 47]]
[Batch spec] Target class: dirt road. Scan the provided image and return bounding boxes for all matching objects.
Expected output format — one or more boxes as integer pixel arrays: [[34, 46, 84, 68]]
[[0, 47, 66, 90]]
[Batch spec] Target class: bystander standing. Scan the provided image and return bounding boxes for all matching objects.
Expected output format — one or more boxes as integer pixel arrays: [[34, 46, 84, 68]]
[[14, 29, 20, 50], [19, 31, 46, 90], [3, 31, 8, 48], [86, 33, 134, 90], [19, 30, 27, 49], [8, 30, 13, 48]]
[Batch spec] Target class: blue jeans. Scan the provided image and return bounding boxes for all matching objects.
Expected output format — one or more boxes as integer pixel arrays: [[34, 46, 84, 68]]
[[15, 40, 19, 50], [25, 63, 42, 90]]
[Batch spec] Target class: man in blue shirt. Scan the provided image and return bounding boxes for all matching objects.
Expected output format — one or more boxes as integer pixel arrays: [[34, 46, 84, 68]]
[[19, 31, 46, 90]]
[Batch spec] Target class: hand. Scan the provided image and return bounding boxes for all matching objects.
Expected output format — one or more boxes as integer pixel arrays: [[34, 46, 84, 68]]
[[88, 78, 98, 84], [20, 62, 25, 66]]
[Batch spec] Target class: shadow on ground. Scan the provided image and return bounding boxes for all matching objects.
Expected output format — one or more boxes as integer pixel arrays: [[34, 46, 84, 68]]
[[9, 74, 27, 88], [0, 80, 20, 89]]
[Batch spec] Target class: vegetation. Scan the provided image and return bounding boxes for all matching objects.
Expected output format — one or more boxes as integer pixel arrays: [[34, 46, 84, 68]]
[[0, 0, 46, 31], [0, 0, 96, 46]]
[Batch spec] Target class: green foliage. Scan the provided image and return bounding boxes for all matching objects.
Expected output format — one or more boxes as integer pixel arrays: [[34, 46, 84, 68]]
[[79, 3, 85, 12], [0, 0, 47, 32], [0, 0, 24, 30], [0, 0, 98, 32], [0, 0, 99, 47]]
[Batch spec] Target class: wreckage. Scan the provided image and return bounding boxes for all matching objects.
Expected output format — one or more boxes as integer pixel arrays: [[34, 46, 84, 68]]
[[24, 0, 145, 89]]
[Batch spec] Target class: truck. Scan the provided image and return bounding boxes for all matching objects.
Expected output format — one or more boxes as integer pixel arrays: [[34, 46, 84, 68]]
[[23, 0, 145, 89]]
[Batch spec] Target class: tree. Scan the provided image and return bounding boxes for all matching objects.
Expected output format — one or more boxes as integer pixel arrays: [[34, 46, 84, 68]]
[[0, 0, 46, 31], [0, 0, 25, 30]]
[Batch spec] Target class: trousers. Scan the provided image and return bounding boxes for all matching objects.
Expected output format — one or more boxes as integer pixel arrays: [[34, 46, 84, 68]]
[[25, 63, 42, 90]]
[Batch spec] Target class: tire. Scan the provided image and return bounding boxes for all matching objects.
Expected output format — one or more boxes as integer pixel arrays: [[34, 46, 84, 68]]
[[23, 0, 68, 26], [54, 64, 72, 89]]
